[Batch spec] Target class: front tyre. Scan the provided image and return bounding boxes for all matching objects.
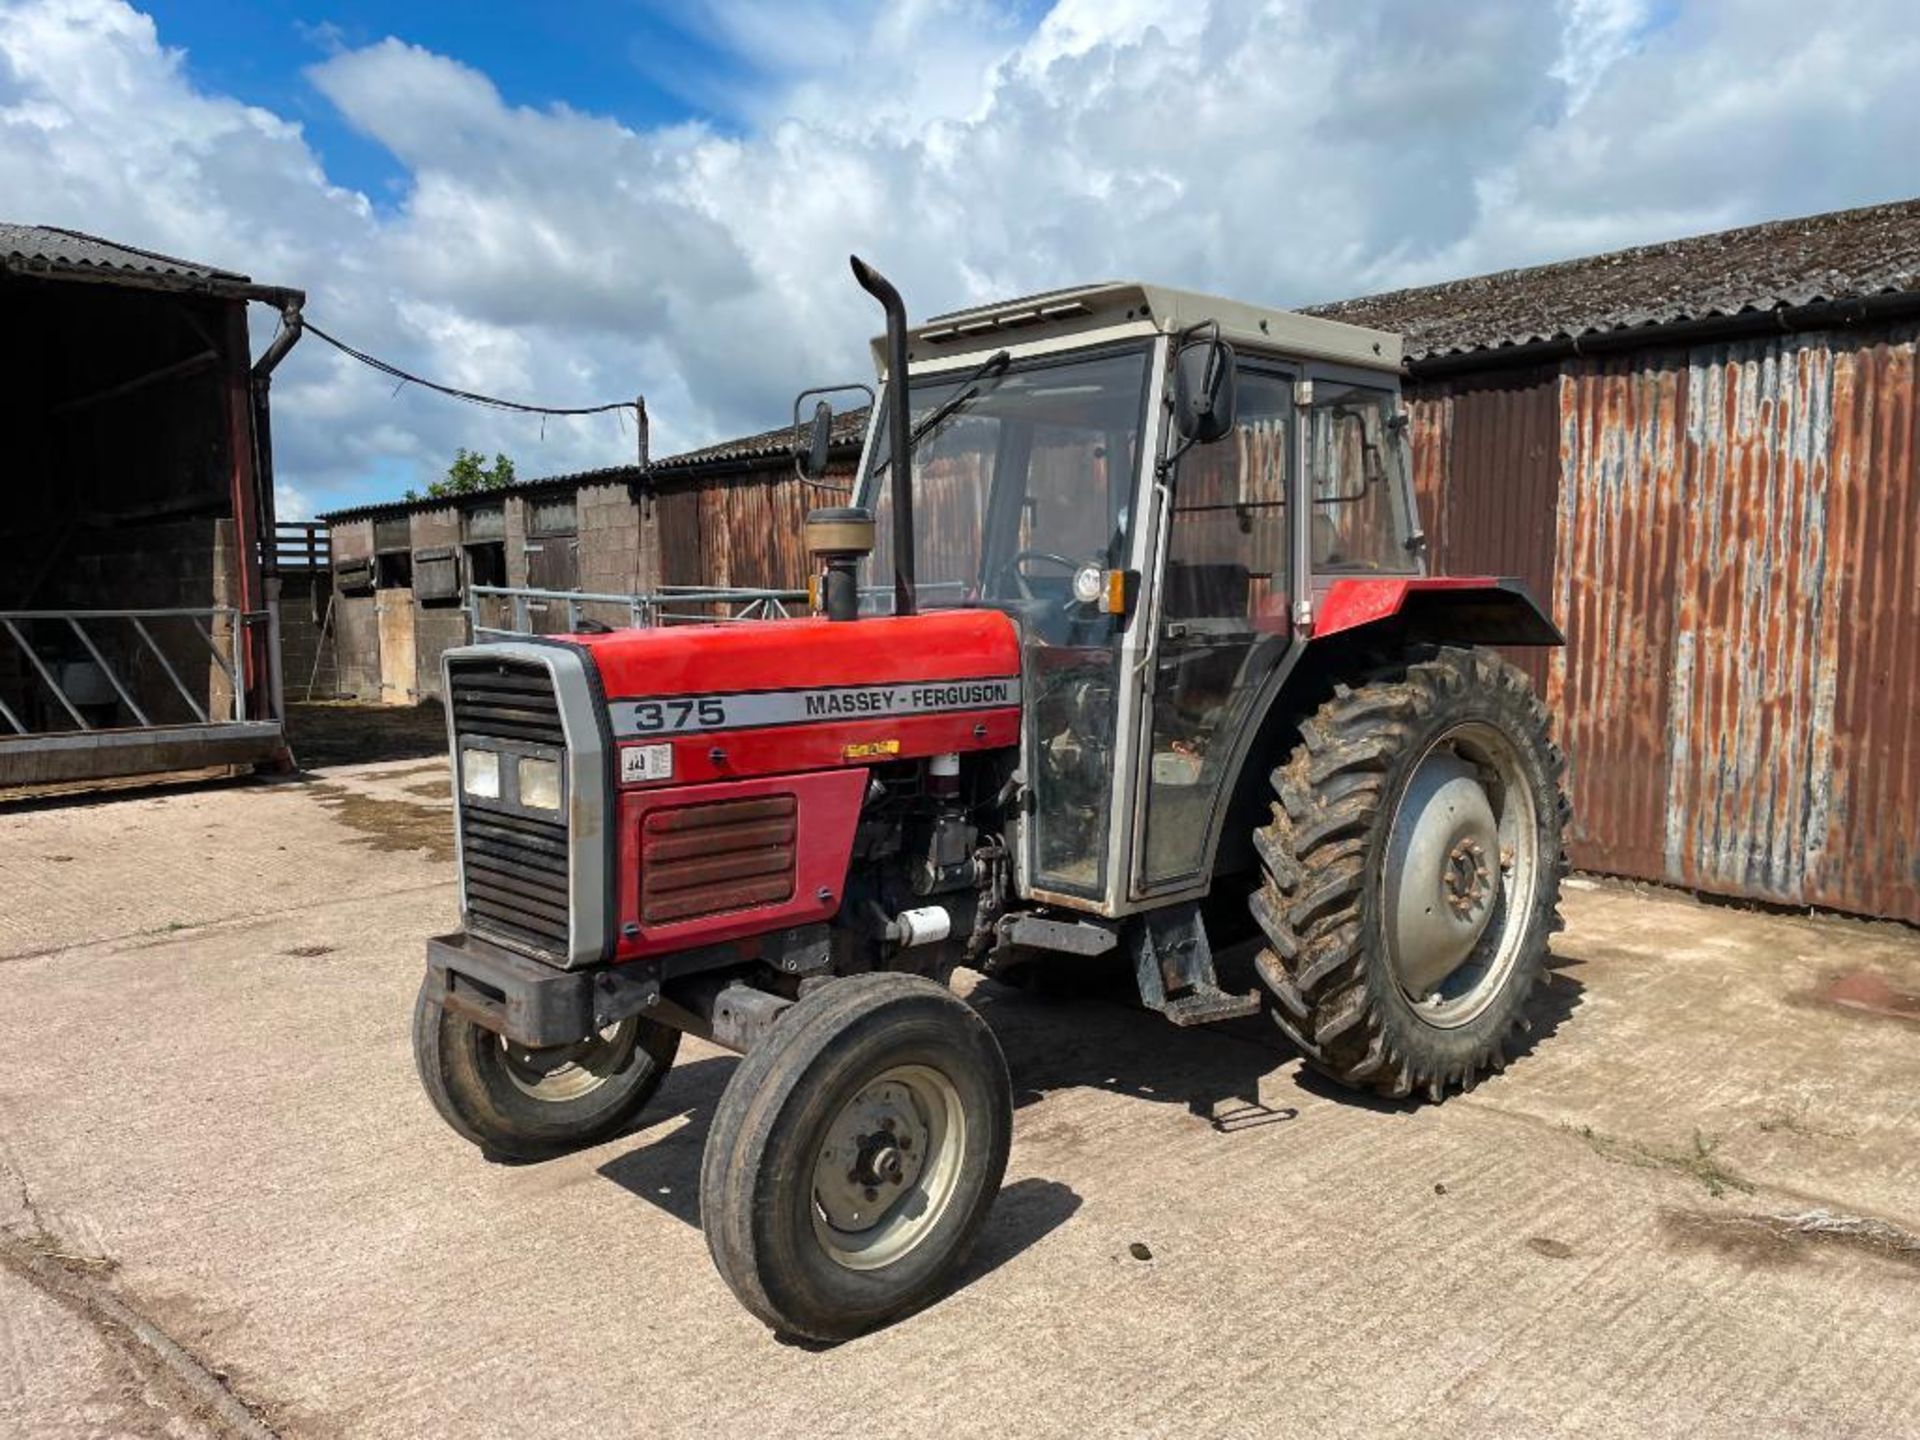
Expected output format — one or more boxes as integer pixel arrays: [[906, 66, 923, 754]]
[[700, 973, 1012, 1342], [1251, 646, 1569, 1102], [412, 979, 680, 1162]]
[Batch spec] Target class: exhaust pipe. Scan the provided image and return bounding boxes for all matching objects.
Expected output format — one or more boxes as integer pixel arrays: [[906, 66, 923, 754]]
[[850, 256, 916, 617]]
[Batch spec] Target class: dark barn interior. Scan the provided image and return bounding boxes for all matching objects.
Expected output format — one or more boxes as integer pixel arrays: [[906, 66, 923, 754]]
[[0, 225, 302, 788]]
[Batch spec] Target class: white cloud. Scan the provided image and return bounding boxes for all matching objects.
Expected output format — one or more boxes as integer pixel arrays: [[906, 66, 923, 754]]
[[3, 0, 1917, 512]]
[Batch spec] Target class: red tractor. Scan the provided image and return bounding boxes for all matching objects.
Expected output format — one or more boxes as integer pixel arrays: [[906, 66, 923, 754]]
[[413, 259, 1569, 1341]]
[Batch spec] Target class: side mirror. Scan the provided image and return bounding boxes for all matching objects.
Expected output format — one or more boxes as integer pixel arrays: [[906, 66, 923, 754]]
[[1173, 336, 1237, 445], [797, 400, 834, 480]]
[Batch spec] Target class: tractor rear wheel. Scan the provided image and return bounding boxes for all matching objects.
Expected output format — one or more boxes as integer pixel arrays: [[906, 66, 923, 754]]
[[1251, 646, 1568, 1102], [699, 973, 1011, 1342], [412, 979, 680, 1162]]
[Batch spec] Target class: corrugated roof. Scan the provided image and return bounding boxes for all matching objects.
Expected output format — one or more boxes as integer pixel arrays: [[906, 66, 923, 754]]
[[1304, 197, 1920, 363], [317, 407, 869, 524], [0, 221, 264, 297], [651, 405, 870, 471]]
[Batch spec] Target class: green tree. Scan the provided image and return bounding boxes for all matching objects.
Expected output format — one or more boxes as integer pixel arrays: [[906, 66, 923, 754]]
[[405, 449, 517, 501]]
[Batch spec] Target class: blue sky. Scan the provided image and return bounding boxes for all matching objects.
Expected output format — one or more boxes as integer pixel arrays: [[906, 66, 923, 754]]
[[141, 2, 764, 202], [3, 0, 1916, 515]]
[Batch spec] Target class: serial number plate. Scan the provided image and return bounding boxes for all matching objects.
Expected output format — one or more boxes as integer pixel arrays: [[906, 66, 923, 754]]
[[620, 742, 674, 784]]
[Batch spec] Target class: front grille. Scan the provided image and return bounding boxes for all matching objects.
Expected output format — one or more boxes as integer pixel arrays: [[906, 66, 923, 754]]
[[449, 661, 565, 746], [640, 795, 797, 925], [449, 658, 570, 957]]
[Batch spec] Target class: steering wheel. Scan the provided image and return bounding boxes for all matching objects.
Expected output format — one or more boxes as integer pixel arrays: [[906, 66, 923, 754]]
[[996, 548, 1081, 600]]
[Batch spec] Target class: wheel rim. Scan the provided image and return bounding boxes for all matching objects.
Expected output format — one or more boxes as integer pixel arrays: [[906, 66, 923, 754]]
[[499, 1018, 638, 1102], [811, 1064, 967, 1271], [1382, 720, 1539, 1029]]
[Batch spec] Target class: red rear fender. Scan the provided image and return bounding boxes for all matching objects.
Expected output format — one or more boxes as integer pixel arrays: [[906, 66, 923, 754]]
[[1313, 577, 1562, 647]]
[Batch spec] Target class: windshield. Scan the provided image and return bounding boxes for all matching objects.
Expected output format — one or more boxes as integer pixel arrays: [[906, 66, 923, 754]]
[[854, 346, 1152, 614]]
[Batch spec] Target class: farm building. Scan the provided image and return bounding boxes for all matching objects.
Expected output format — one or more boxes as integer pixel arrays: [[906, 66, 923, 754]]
[[316, 407, 866, 704], [1305, 195, 1920, 926], [0, 224, 306, 789]]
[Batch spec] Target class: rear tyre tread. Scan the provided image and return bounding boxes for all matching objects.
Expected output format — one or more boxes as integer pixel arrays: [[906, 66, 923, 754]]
[[1250, 645, 1569, 1103]]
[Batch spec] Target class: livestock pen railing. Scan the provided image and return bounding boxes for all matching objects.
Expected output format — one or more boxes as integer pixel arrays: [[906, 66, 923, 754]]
[[0, 606, 280, 737], [467, 584, 808, 639]]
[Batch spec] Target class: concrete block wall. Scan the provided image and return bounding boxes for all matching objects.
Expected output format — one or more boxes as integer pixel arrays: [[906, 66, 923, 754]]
[[576, 481, 641, 628], [277, 571, 335, 699]]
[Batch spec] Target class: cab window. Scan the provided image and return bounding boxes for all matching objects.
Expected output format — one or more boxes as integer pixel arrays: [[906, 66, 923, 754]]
[[1308, 384, 1416, 573]]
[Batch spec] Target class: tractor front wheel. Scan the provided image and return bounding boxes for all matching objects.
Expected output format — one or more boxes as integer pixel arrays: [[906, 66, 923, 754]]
[[412, 979, 680, 1162], [1251, 646, 1569, 1102], [699, 973, 1012, 1342]]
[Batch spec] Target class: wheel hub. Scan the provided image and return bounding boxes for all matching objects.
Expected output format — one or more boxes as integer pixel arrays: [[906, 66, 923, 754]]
[[815, 1080, 930, 1233], [1384, 749, 1502, 1002], [857, 1140, 905, 1186], [810, 1064, 966, 1272], [1443, 835, 1493, 920]]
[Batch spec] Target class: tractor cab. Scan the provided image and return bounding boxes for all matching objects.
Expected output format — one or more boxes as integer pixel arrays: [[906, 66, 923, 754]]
[[811, 281, 1420, 915]]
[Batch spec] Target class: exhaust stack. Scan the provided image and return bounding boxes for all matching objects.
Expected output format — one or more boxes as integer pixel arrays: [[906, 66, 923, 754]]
[[850, 256, 916, 617]]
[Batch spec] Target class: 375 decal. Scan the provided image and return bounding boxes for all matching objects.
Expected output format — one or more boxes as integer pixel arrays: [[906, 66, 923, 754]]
[[622, 696, 728, 734]]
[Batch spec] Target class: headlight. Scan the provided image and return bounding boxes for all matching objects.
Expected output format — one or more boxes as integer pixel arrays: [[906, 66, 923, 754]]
[[461, 747, 500, 799], [517, 755, 562, 812], [1072, 564, 1105, 605]]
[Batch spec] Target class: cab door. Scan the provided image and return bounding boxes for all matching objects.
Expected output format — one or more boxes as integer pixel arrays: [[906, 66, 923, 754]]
[[1131, 361, 1295, 894]]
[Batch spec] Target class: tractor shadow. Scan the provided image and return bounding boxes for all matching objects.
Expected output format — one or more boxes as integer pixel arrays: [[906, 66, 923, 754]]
[[594, 947, 1584, 1276], [966, 974, 1305, 1131], [972, 934, 1586, 1120]]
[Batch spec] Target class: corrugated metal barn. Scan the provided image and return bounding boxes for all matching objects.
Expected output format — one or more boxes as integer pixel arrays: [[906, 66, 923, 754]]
[[318, 409, 865, 703], [1309, 197, 1920, 925]]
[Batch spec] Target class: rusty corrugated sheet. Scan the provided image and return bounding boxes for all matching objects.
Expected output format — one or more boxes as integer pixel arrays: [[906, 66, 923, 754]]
[[1666, 333, 1837, 905], [1657, 326, 1920, 924], [1804, 327, 1920, 921], [1550, 354, 1689, 882], [1406, 369, 1560, 691]]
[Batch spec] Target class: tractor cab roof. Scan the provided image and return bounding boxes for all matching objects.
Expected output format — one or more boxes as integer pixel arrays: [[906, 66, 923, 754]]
[[883, 281, 1404, 377]]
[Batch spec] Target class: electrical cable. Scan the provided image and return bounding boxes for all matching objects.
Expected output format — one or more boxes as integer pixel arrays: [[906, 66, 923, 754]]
[[299, 319, 640, 418]]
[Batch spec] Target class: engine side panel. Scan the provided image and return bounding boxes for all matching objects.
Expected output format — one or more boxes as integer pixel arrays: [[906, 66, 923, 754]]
[[613, 768, 867, 960]]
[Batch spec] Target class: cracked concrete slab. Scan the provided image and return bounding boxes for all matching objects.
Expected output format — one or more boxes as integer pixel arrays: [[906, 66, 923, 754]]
[[1, 764, 1918, 1438]]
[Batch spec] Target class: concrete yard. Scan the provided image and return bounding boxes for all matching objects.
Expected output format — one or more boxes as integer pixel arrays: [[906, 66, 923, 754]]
[[2, 760, 1918, 1439]]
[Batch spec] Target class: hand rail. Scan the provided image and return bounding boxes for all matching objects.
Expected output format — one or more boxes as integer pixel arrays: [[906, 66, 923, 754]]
[[465, 584, 808, 639]]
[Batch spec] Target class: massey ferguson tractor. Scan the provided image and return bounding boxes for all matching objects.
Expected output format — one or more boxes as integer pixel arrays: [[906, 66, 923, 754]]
[[412, 258, 1569, 1341]]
